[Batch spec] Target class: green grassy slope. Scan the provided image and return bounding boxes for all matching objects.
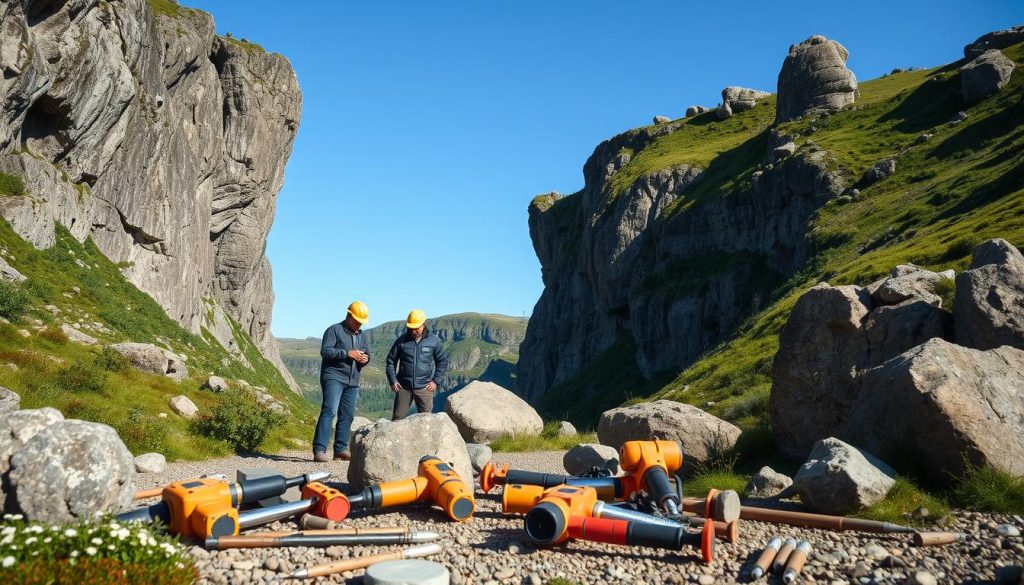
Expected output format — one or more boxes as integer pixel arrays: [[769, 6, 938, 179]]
[[546, 43, 1024, 432], [279, 313, 527, 419], [0, 221, 316, 460]]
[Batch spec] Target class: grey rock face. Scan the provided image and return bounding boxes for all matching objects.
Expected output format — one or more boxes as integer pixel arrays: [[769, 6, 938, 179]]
[[465, 443, 492, 474], [849, 339, 1024, 482], [0, 0, 300, 389], [793, 437, 896, 514], [134, 452, 167, 474], [169, 395, 199, 419], [61, 324, 97, 345], [444, 381, 543, 444], [685, 105, 708, 117], [347, 413, 473, 491], [653, 115, 672, 124], [111, 342, 187, 379], [0, 408, 63, 510], [861, 158, 896, 186], [961, 50, 1015, 104], [964, 26, 1024, 58], [745, 466, 793, 499], [8, 420, 135, 522], [772, 142, 796, 161], [597, 400, 740, 473], [0, 388, 20, 415], [350, 416, 373, 438], [776, 35, 858, 123], [204, 375, 229, 392], [0, 257, 25, 283], [721, 87, 770, 112], [716, 102, 733, 119], [872, 264, 944, 306], [955, 238, 1024, 350], [563, 443, 621, 476]]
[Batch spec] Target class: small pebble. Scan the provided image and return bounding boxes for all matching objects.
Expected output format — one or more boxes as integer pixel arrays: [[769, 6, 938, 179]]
[[996, 524, 1020, 537]]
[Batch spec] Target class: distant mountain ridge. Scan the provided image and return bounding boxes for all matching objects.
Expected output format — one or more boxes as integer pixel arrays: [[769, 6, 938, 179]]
[[278, 312, 527, 418]]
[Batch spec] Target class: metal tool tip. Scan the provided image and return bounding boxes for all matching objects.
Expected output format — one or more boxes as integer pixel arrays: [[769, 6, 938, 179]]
[[750, 567, 764, 579], [288, 569, 308, 579], [203, 537, 217, 549], [411, 530, 442, 543], [783, 570, 796, 584]]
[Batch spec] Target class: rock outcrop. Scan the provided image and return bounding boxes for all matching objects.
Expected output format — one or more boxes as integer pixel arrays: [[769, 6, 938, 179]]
[[960, 50, 1015, 104], [0, 388, 19, 415], [771, 240, 1024, 483], [792, 438, 896, 514], [0, 0, 301, 389], [347, 413, 473, 491], [8, 420, 135, 522], [964, 26, 1024, 58], [444, 381, 543, 443], [722, 87, 770, 112], [111, 342, 189, 381], [776, 35, 858, 123], [597, 401, 741, 473], [0, 408, 63, 510], [563, 443, 621, 476], [745, 466, 793, 499]]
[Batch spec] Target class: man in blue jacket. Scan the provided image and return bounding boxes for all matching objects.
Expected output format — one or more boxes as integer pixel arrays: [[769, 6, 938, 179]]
[[386, 309, 449, 420], [313, 300, 370, 462]]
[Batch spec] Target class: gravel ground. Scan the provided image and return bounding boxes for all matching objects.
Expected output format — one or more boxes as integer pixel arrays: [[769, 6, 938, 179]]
[[138, 451, 1024, 584]]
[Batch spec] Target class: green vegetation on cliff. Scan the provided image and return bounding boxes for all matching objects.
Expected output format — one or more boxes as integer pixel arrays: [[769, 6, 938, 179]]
[[544, 42, 1024, 433]]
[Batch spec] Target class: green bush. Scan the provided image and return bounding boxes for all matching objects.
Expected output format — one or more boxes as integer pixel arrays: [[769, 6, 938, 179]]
[[941, 236, 979, 262], [196, 389, 284, 452], [38, 326, 69, 344], [55, 363, 106, 394], [95, 346, 131, 372], [117, 405, 170, 454], [0, 513, 195, 584], [0, 173, 25, 197], [954, 464, 1024, 513], [0, 280, 28, 322]]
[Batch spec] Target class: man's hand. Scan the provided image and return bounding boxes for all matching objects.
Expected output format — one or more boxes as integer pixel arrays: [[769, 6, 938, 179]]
[[391, 382, 402, 393], [355, 351, 369, 365], [425, 381, 437, 393], [348, 349, 364, 362]]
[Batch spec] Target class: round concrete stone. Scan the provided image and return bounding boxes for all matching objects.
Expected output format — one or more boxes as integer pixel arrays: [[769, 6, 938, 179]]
[[365, 559, 450, 585]]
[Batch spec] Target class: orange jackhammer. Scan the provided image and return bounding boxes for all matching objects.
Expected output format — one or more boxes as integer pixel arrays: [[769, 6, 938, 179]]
[[343, 455, 475, 522], [481, 440, 685, 515], [510, 484, 714, 563], [116, 471, 337, 537]]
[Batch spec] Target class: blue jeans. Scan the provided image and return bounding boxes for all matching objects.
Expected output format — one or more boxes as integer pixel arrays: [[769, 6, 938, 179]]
[[313, 379, 359, 454]]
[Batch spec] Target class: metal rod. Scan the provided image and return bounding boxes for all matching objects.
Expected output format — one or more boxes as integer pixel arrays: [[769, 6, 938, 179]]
[[238, 498, 315, 529], [594, 502, 686, 528], [289, 543, 442, 579], [206, 531, 441, 550], [740, 506, 914, 534]]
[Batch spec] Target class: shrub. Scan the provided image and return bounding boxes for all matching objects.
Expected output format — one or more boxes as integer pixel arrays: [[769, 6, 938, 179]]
[[0, 513, 195, 585], [95, 346, 131, 372], [195, 389, 284, 452], [0, 173, 25, 197], [941, 235, 979, 262], [55, 363, 106, 394], [0, 280, 28, 322], [117, 405, 170, 454], [954, 464, 1024, 513], [38, 326, 69, 344]]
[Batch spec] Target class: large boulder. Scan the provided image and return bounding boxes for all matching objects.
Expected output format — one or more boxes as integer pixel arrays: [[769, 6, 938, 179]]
[[134, 452, 167, 474], [961, 49, 1015, 104], [792, 437, 896, 515], [722, 86, 770, 112], [465, 443, 492, 474], [955, 239, 1024, 351], [862, 300, 952, 367], [60, 324, 98, 345], [871, 264, 944, 306], [745, 466, 793, 499], [347, 413, 473, 491], [770, 283, 871, 458], [964, 26, 1024, 58], [597, 400, 741, 473], [847, 339, 1024, 482], [861, 158, 896, 186], [776, 35, 858, 123], [444, 381, 543, 443], [350, 416, 374, 438], [111, 343, 189, 381], [557, 421, 577, 437], [0, 387, 19, 415], [563, 444, 621, 476], [204, 375, 229, 392], [7, 420, 135, 522], [685, 105, 708, 117], [0, 408, 63, 510], [168, 395, 199, 419]]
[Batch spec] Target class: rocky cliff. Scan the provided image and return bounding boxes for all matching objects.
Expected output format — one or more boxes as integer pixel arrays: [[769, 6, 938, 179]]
[[519, 30, 1024, 427], [0, 0, 299, 388]]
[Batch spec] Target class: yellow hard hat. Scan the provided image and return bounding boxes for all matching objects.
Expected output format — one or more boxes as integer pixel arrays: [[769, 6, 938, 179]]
[[347, 301, 370, 324], [406, 309, 427, 329]]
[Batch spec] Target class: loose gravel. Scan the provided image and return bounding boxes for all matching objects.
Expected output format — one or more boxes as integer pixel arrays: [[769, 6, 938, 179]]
[[137, 451, 1024, 584]]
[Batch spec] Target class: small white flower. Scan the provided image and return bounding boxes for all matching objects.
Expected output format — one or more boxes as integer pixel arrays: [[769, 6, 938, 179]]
[[64, 528, 78, 537], [43, 537, 51, 544], [24, 537, 36, 545], [91, 537, 102, 545], [3, 514, 23, 521], [70, 551, 79, 558], [1, 556, 13, 567], [1, 527, 15, 536], [85, 546, 97, 556], [107, 544, 115, 550], [27, 525, 43, 534]]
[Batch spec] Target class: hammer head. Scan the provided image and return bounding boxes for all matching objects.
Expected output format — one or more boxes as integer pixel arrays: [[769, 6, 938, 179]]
[[301, 482, 349, 521]]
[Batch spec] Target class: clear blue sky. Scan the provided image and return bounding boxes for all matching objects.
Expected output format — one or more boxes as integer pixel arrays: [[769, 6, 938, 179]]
[[185, 0, 1022, 338]]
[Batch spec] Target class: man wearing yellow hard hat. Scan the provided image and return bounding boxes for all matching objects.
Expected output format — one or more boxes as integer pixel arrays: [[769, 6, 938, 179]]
[[312, 300, 370, 462], [385, 309, 449, 420]]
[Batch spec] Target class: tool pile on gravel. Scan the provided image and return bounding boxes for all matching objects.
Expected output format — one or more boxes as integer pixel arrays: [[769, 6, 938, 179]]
[[138, 451, 1024, 584]]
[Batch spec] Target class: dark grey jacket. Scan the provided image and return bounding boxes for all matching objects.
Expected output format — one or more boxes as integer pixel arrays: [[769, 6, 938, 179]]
[[320, 322, 369, 385], [385, 330, 449, 390]]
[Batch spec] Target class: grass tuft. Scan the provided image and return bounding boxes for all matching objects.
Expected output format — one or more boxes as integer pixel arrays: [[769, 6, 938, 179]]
[[953, 464, 1024, 513], [859, 477, 950, 526], [0, 173, 25, 197], [490, 422, 597, 453]]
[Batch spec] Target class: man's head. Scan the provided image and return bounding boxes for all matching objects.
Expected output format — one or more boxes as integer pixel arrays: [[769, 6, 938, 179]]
[[406, 309, 427, 339], [346, 300, 370, 331]]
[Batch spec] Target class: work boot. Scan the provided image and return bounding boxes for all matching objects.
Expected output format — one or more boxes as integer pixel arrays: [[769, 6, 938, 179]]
[[313, 452, 329, 463], [334, 450, 351, 461]]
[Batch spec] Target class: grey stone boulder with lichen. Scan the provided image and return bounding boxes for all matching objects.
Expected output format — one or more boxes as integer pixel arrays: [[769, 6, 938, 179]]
[[776, 35, 858, 122]]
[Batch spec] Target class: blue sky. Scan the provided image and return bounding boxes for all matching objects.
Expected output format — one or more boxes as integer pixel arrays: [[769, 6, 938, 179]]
[[185, 0, 1022, 338]]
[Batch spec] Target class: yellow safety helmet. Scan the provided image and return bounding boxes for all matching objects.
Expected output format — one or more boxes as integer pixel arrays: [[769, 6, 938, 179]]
[[406, 309, 427, 329], [347, 301, 370, 324]]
